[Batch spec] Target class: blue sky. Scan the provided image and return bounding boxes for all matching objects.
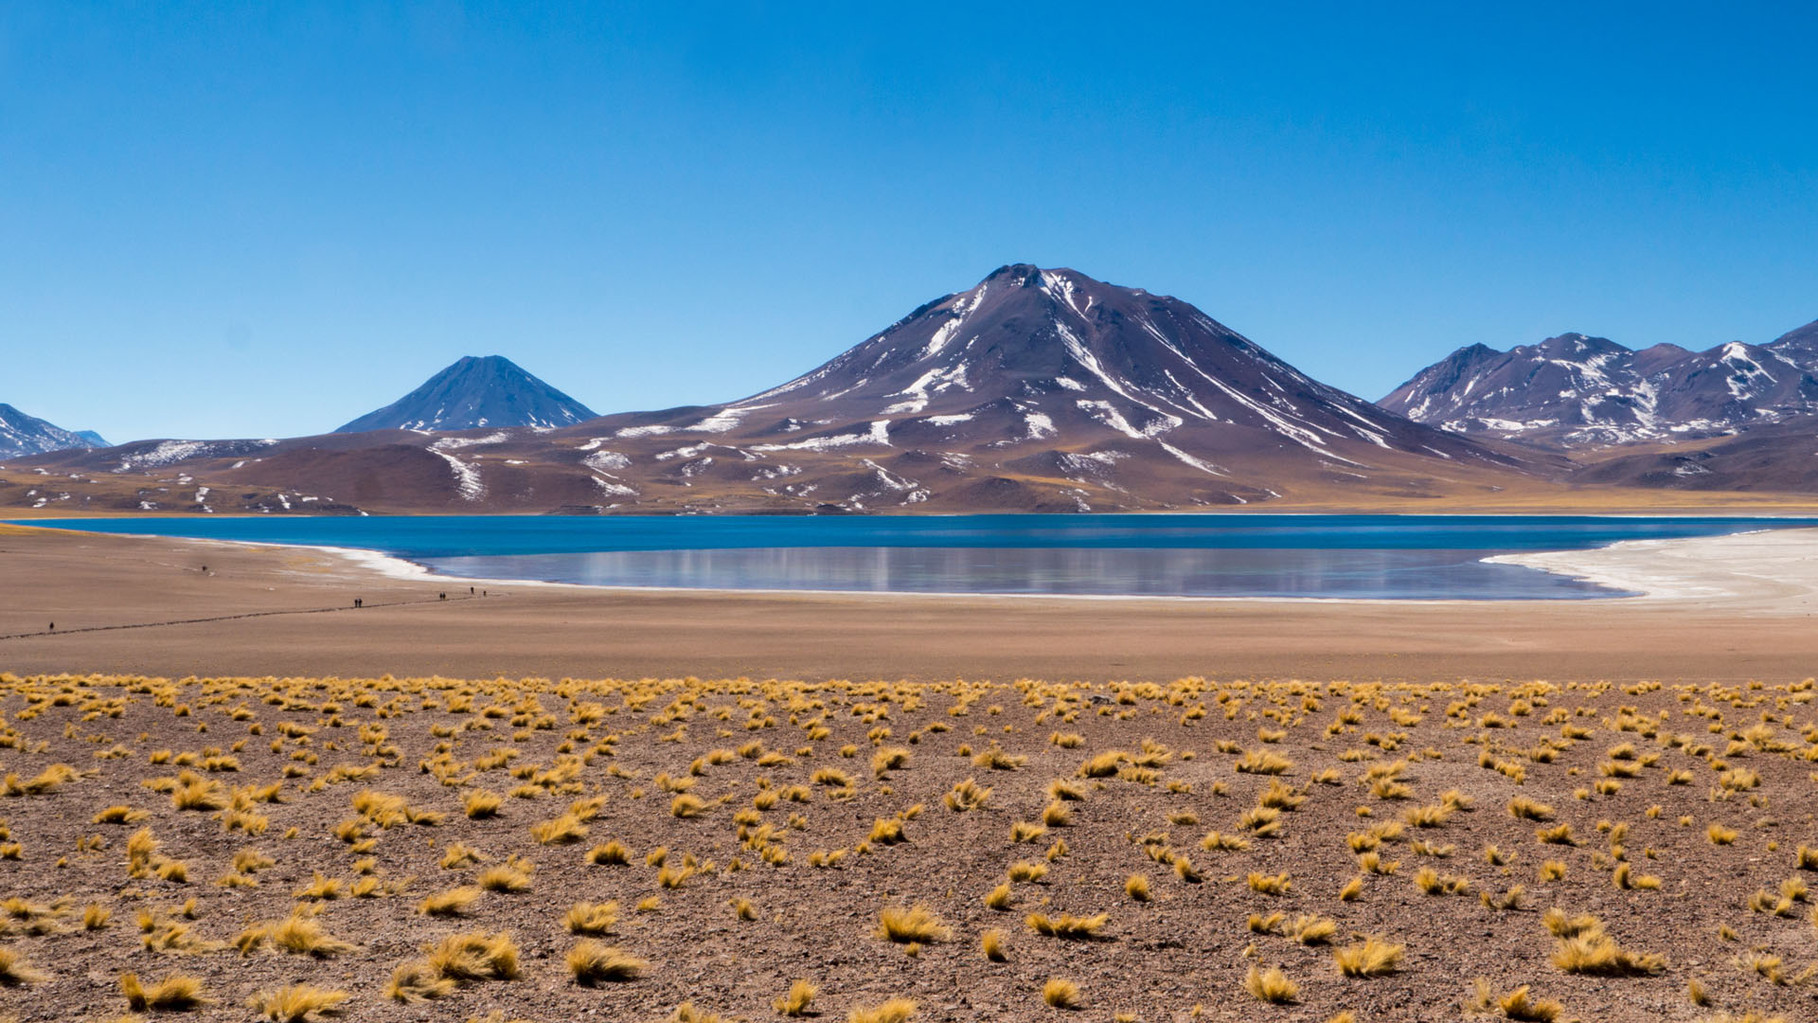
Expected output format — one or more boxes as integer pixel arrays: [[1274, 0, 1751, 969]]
[[3, 2, 1815, 442]]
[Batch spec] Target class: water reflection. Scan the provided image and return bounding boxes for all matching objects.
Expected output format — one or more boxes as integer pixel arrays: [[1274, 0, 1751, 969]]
[[423, 546, 1628, 600]]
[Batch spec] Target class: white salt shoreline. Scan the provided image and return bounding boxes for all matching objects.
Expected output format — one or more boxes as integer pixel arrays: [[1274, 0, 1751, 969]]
[[1485, 526, 1818, 612]]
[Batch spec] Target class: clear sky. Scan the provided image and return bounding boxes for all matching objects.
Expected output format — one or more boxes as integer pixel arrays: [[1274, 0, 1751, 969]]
[[3, 2, 1815, 443]]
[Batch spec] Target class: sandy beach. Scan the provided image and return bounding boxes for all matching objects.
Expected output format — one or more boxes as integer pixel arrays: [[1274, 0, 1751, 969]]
[[3, 522, 1817, 683]]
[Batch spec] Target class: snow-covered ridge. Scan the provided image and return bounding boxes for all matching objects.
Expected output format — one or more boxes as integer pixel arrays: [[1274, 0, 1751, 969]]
[[1383, 326, 1818, 448]]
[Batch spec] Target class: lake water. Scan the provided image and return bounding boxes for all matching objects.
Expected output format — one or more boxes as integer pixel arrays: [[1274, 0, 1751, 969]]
[[19, 514, 1812, 600]]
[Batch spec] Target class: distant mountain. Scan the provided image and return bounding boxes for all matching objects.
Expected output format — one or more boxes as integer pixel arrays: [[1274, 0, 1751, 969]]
[[0, 404, 105, 459], [1381, 320, 1818, 448], [5, 266, 1541, 514], [336, 355, 596, 434], [592, 262, 1512, 485]]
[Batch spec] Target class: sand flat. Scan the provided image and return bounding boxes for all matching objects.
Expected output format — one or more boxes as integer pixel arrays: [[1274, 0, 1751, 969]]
[[3, 522, 1818, 682]]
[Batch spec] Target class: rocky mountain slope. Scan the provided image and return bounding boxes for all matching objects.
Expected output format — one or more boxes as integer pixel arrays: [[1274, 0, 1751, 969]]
[[0, 404, 106, 460], [1381, 320, 1818, 449], [336, 355, 596, 434], [4, 266, 1542, 514]]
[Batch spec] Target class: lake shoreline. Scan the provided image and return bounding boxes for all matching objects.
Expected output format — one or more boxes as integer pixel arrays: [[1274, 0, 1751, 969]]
[[6, 522, 1818, 682], [14, 512, 1807, 602]]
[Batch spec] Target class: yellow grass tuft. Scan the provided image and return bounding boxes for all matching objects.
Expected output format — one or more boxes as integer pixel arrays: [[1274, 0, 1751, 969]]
[[1247, 871, 1292, 895], [1334, 936, 1404, 977], [476, 858, 534, 893], [387, 931, 520, 1001], [1025, 912, 1108, 939], [0, 946, 48, 986], [982, 928, 1008, 961], [1243, 964, 1297, 1003], [1235, 751, 1294, 775], [419, 886, 483, 917], [945, 777, 992, 811], [876, 903, 951, 944], [247, 984, 350, 1022], [848, 998, 916, 1023], [566, 940, 646, 985], [775, 979, 819, 1016], [1043, 977, 1082, 1009], [121, 972, 212, 1011], [565, 901, 619, 935], [587, 840, 632, 865], [464, 790, 503, 818]]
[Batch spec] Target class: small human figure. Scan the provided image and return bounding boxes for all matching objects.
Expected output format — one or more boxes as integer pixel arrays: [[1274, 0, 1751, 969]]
[[48, 622, 54, 631]]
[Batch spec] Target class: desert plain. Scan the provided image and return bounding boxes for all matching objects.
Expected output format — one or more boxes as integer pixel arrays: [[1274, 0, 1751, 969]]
[[1, 523, 1818, 1022]]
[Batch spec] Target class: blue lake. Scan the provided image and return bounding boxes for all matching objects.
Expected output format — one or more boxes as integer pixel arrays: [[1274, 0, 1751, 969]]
[[18, 514, 1813, 600]]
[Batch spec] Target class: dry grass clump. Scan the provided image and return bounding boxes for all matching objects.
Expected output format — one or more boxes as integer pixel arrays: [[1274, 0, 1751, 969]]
[[587, 840, 632, 865], [2, 763, 82, 796], [566, 940, 646, 985], [247, 984, 350, 1022], [386, 931, 520, 1001], [876, 903, 951, 944], [847, 998, 916, 1023], [1042, 977, 1082, 1009], [1247, 871, 1292, 895], [1077, 752, 1124, 778], [985, 883, 1015, 910], [94, 804, 149, 824], [1244, 964, 1297, 1003], [1125, 874, 1151, 901], [531, 811, 589, 844], [565, 901, 619, 935], [237, 909, 357, 956], [982, 928, 1009, 961], [1334, 936, 1404, 977], [1508, 797, 1554, 821], [121, 971, 212, 1011], [775, 979, 819, 1016], [1291, 914, 1337, 945], [944, 777, 991, 811], [419, 886, 483, 917], [1467, 979, 1562, 1022], [0, 946, 47, 986], [1544, 913, 1664, 976], [476, 857, 535, 893], [1235, 750, 1294, 775], [1026, 912, 1108, 939], [1008, 860, 1048, 883], [464, 790, 503, 818]]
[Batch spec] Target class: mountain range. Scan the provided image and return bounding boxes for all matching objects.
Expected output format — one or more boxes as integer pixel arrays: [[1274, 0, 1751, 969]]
[[2, 265, 1813, 514], [1381, 319, 1818, 448]]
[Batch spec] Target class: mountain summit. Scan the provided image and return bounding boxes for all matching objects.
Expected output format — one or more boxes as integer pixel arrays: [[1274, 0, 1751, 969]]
[[0, 403, 106, 460], [570, 263, 1520, 509], [611, 263, 1500, 462], [336, 355, 596, 434]]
